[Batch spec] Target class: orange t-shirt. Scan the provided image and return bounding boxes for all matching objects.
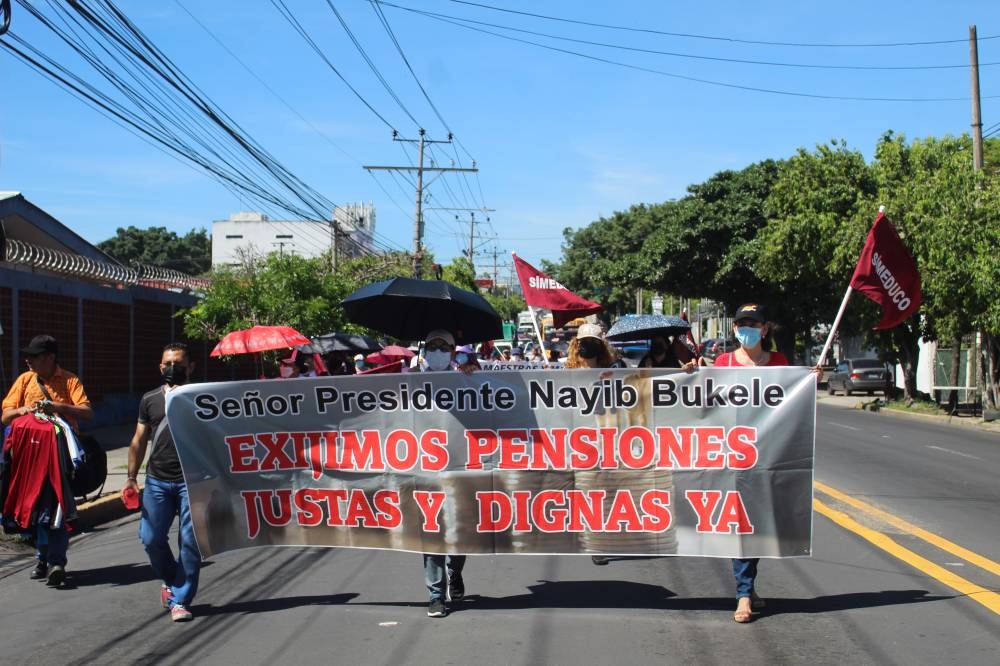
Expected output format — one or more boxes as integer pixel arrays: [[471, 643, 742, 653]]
[[2, 368, 91, 430]]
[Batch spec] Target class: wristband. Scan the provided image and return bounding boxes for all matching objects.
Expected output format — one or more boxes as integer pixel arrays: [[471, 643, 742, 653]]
[[127, 476, 137, 481]]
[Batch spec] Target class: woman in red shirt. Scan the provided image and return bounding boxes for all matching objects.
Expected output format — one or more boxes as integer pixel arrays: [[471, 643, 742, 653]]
[[713, 303, 819, 623]]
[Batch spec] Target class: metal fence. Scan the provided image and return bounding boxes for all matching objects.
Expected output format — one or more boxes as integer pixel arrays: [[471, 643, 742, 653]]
[[3, 237, 210, 292]]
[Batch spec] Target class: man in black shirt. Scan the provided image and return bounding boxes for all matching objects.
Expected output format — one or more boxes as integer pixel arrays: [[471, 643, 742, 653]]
[[122, 343, 199, 623]]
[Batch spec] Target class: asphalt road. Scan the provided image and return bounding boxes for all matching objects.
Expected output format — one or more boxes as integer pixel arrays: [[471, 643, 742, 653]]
[[1, 402, 998, 666]]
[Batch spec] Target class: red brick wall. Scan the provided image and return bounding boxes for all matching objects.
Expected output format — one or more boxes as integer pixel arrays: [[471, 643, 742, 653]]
[[1, 289, 257, 419], [82, 299, 131, 400], [133, 299, 175, 390], [0, 287, 11, 384], [18, 290, 79, 373]]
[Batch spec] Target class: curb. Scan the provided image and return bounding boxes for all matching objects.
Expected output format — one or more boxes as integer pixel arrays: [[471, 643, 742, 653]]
[[76, 487, 142, 530], [878, 406, 1000, 434]]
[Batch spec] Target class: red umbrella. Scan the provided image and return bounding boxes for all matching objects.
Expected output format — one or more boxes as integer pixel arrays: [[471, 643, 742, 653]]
[[211, 325, 311, 357], [365, 345, 415, 366]]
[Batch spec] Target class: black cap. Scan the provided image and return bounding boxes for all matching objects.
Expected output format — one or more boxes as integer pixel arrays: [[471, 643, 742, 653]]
[[21, 334, 58, 356], [733, 304, 766, 323]]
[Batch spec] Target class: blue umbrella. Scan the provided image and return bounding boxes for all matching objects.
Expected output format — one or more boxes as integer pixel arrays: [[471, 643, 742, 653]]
[[606, 314, 690, 341]]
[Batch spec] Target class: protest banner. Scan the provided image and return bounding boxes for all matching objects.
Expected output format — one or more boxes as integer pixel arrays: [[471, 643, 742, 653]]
[[165, 367, 815, 559]]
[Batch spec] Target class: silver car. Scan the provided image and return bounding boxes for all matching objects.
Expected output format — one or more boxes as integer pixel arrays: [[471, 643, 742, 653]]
[[827, 358, 892, 396]]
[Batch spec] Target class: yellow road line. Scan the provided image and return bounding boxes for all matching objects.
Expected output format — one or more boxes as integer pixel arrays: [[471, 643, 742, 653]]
[[813, 498, 1000, 616], [815, 480, 1000, 578]]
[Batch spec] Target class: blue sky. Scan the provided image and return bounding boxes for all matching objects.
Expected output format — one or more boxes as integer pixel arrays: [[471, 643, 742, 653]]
[[2, 0, 999, 277]]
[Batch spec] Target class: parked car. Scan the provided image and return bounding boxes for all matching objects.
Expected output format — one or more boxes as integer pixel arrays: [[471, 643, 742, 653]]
[[827, 358, 892, 396], [610, 340, 650, 361], [702, 338, 737, 360]]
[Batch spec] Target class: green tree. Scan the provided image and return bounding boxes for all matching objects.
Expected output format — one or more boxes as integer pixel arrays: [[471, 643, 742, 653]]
[[872, 132, 1000, 403], [181, 250, 413, 371], [753, 141, 876, 361], [550, 204, 662, 317], [442, 256, 477, 291], [98, 226, 211, 275]]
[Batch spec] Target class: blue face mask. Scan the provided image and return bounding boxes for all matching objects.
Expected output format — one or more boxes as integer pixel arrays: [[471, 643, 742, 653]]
[[735, 326, 762, 349], [455, 352, 470, 366]]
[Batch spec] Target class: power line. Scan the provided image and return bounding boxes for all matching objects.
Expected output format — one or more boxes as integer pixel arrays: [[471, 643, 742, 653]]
[[377, 1, 996, 71], [269, 0, 398, 132], [441, 0, 999, 48], [323, 0, 421, 129], [379, 3, 999, 103]]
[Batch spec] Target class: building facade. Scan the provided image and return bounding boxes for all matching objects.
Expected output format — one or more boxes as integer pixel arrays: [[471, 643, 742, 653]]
[[211, 204, 376, 267]]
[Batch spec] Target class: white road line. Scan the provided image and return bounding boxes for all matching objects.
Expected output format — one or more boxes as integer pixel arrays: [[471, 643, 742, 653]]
[[925, 445, 981, 460], [827, 421, 861, 431]]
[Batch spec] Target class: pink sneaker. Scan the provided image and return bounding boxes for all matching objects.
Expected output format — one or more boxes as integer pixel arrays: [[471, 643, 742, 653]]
[[170, 605, 193, 622], [160, 584, 171, 609]]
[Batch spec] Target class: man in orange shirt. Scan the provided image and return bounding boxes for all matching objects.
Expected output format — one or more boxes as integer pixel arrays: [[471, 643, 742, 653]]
[[2, 335, 93, 431], [1, 334, 92, 585]]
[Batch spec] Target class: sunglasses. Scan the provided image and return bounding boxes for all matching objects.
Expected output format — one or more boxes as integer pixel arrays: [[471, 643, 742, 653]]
[[425, 343, 452, 352]]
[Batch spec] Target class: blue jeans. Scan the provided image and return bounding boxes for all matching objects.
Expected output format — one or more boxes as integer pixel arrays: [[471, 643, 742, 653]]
[[423, 554, 466, 602], [732, 558, 759, 599], [36, 525, 69, 567], [139, 476, 200, 608]]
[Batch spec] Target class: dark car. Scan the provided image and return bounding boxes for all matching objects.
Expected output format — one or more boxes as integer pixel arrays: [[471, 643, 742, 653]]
[[703, 338, 737, 360], [827, 358, 892, 396], [610, 340, 650, 360]]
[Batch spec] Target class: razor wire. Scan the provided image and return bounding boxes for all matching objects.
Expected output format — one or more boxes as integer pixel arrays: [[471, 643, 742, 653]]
[[3, 237, 209, 292]]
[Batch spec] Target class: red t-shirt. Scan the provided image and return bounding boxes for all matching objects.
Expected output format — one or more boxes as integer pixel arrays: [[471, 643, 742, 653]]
[[713, 351, 789, 367]]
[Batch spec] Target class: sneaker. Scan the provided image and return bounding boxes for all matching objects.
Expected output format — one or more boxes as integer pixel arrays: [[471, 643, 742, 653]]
[[591, 555, 609, 566], [448, 572, 465, 602], [46, 565, 66, 587], [426, 599, 447, 618], [170, 605, 193, 622], [160, 584, 172, 609], [30, 562, 48, 580]]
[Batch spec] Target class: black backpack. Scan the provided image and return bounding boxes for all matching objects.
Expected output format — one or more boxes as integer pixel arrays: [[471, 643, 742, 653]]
[[70, 434, 108, 500]]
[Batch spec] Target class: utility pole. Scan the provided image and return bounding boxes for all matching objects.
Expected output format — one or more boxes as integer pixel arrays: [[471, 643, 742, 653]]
[[364, 130, 478, 278], [971, 25, 984, 171], [424, 206, 496, 277], [970, 25, 986, 410], [492, 246, 499, 294]]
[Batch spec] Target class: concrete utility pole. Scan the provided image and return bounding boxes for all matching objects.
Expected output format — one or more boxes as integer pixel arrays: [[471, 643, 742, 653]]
[[970, 25, 986, 407], [971, 25, 984, 171], [364, 130, 478, 278]]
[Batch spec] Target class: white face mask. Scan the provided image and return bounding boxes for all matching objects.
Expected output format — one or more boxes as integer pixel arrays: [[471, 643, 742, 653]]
[[279, 365, 295, 378], [425, 350, 452, 371]]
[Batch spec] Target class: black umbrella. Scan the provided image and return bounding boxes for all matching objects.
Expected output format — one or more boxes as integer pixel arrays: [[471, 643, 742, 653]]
[[296, 332, 382, 355], [341, 278, 503, 344], [606, 314, 691, 341]]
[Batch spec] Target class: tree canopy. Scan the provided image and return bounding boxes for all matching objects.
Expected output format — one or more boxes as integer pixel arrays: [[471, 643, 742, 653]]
[[550, 132, 1000, 403], [97, 226, 211, 275]]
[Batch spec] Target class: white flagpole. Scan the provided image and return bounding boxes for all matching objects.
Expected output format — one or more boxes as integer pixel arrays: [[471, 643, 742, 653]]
[[527, 305, 550, 367], [816, 287, 852, 368]]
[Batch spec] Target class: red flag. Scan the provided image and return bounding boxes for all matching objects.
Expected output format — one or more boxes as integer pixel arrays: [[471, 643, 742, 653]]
[[849, 212, 921, 329], [512, 253, 603, 328]]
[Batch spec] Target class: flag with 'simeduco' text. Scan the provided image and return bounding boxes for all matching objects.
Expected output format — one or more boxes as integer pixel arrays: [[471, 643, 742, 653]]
[[849, 212, 921, 329], [512, 253, 603, 328]]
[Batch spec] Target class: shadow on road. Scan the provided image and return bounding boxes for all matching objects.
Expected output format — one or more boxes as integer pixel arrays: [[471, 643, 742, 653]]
[[192, 592, 358, 616], [353, 583, 952, 615], [60, 563, 157, 588]]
